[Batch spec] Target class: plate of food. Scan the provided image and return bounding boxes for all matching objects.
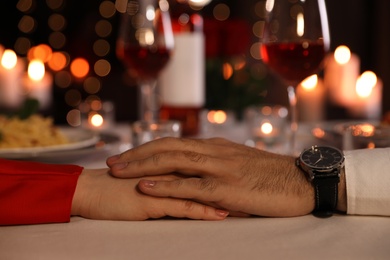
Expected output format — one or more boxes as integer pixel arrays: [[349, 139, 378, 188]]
[[0, 114, 100, 159]]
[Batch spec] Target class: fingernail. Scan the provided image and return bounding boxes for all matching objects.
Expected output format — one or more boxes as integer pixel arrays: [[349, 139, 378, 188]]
[[111, 162, 128, 170], [141, 180, 156, 188], [215, 209, 229, 218], [107, 154, 120, 163]]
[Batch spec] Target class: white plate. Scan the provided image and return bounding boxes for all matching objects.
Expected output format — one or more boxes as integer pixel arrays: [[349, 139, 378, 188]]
[[0, 127, 100, 159]]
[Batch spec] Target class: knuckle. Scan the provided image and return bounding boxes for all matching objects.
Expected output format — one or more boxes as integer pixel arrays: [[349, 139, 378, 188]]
[[173, 178, 184, 188], [198, 178, 217, 192], [183, 151, 207, 164], [151, 153, 162, 166], [183, 200, 196, 212]]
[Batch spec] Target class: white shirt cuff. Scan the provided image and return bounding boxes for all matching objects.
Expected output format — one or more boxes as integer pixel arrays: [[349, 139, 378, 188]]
[[344, 148, 390, 216]]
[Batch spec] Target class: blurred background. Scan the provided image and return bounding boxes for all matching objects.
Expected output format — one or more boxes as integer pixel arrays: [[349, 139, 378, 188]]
[[0, 0, 389, 125]]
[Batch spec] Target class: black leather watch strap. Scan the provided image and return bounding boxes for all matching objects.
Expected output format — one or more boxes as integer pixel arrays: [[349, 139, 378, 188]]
[[312, 170, 340, 218]]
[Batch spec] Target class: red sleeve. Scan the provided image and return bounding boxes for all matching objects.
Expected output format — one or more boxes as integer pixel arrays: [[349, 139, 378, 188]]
[[0, 158, 84, 225]]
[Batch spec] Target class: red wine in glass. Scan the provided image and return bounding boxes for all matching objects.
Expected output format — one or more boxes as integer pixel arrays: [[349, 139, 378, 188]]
[[122, 46, 171, 81], [260, 0, 330, 155], [116, 0, 174, 122], [261, 41, 326, 85]]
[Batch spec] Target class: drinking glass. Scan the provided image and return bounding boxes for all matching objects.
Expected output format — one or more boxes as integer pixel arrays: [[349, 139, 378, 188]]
[[116, 0, 174, 121], [260, 0, 330, 155]]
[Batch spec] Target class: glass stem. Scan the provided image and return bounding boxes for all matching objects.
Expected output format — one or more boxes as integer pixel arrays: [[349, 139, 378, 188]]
[[287, 85, 298, 155], [138, 80, 159, 122]]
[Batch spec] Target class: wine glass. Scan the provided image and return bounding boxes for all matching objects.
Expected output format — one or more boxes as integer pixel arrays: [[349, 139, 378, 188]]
[[260, 0, 330, 155], [116, 0, 174, 122]]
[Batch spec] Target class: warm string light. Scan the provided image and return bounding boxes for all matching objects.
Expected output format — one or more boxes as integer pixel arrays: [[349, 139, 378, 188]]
[[65, 0, 117, 126], [13, 0, 119, 126]]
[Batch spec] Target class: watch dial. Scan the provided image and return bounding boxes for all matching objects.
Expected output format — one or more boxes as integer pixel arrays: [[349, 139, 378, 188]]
[[301, 146, 344, 169]]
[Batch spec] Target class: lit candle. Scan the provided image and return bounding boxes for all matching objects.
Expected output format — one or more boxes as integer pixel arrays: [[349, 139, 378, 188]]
[[297, 74, 325, 122], [81, 101, 115, 130], [324, 45, 360, 107], [89, 112, 104, 129], [0, 49, 25, 108], [245, 105, 288, 152], [207, 110, 227, 125], [250, 106, 288, 144], [23, 59, 53, 109], [349, 71, 382, 119], [253, 120, 280, 145]]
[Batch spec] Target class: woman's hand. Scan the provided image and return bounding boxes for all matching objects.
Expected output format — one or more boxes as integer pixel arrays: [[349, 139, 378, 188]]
[[106, 137, 315, 217], [71, 168, 229, 221]]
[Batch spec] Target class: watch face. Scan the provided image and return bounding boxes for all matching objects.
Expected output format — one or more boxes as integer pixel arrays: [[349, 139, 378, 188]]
[[300, 146, 344, 170]]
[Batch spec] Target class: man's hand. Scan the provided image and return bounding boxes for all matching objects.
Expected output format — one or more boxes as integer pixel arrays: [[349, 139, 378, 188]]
[[107, 137, 316, 217]]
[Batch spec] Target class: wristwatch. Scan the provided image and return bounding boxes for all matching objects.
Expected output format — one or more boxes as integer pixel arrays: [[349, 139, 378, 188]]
[[296, 145, 345, 217]]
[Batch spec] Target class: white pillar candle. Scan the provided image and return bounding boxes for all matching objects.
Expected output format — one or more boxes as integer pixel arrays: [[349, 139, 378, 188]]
[[0, 49, 25, 108], [23, 59, 53, 109], [297, 74, 325, 122], [349, 71, 382, 120], [324, 45, 360, 107]]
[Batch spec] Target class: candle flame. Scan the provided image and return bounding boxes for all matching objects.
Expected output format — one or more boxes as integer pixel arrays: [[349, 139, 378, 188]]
[[301, 74, 318, 91], [207, 110, 227, 124], [189, 0, 212, 7], [28, 59, 45, 81], [356, 71, 377, 98], [1, 49, 18, 70], [261, 122, 273, 135], [351, 124, 375, 137], [90, 113, 104, 127], [312, 127, 325, 139], [334, 45, 351, 65], [265, 0, 275, 12]]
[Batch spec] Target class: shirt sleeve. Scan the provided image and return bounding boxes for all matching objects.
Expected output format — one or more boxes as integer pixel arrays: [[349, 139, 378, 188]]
[[344, 148, 390, 216], [0, 158, 84, 225]]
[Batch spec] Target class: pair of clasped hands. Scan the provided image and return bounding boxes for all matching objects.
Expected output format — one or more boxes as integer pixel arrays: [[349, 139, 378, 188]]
[[71, 137, 321, 221]]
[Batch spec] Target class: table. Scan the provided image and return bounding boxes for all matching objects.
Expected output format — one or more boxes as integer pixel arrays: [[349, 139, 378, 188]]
[[1, 122, 389, 259], [2, 215, 389, 260]]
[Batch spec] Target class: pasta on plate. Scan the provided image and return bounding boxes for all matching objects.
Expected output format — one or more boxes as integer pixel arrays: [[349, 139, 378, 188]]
[[0, 114, 69, 148]]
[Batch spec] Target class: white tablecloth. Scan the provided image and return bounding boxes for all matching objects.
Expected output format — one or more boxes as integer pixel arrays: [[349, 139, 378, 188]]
[[1, 122, 389, 259], [2, 215, 389, 260]]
